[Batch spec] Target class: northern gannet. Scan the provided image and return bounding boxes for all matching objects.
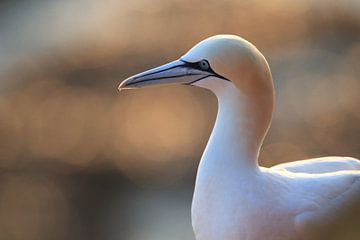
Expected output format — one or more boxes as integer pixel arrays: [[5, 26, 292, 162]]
[[119, 35, 360, 240]]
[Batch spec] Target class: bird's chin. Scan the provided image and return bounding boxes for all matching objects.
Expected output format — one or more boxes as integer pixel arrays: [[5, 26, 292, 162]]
[[191, 76, 232, 92]]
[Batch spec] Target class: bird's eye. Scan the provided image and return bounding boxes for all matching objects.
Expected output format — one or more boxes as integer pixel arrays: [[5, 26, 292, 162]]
[[199, 60, 210, 70]]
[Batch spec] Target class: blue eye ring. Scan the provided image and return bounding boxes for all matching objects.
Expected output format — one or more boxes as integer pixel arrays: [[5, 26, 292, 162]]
[[199, 60, 210, 70]]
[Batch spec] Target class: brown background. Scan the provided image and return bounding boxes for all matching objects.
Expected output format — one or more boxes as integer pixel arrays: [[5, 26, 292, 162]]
[[0, 0, 359, 239]]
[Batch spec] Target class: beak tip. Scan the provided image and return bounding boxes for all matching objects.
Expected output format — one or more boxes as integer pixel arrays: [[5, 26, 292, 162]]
[[118, 82, 126, 92], [118, 77, 135, 92]]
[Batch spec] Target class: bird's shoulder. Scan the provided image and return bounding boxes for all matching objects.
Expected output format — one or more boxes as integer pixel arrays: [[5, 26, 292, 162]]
[[270, 156, 360, 174]]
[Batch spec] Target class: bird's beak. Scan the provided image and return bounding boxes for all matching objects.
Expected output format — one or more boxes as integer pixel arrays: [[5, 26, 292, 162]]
[[118, 59, 209, 91]]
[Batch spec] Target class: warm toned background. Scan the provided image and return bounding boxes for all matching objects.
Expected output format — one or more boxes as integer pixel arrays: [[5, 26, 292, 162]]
[[0, 0, 359, 239]]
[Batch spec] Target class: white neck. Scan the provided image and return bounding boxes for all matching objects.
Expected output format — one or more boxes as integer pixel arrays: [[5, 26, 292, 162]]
[[191, 77, 273, 238], [195, 79, 273, 178]]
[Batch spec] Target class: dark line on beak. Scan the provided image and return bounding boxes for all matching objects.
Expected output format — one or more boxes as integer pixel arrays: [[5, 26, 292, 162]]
[[133, 62, 187, 80], [126, 73, 203, 87], [184, 74, 230, 85], [180, 59, 230, 82], [185, 75, 214, 85]]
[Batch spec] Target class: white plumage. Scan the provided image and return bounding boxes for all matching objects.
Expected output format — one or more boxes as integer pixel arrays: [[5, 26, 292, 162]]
[[119, 35, 360, 240]]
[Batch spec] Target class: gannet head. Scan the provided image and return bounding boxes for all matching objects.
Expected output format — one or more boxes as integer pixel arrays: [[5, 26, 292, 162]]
[[119, 35, 275, 156], [119, 34, 273, 97]]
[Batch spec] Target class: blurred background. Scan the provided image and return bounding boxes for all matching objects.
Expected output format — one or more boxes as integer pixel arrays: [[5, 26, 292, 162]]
[[0, 0, 359, 239]]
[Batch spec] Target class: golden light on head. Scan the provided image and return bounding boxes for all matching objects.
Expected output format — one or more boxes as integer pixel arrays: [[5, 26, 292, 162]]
[[182, 35, 272, 89]]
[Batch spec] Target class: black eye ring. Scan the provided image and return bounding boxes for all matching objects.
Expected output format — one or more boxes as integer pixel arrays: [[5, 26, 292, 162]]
[[199, 60, 210, 70]]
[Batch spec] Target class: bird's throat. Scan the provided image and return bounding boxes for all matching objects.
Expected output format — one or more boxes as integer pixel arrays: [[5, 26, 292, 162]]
[[197, 80, 273, 178]]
